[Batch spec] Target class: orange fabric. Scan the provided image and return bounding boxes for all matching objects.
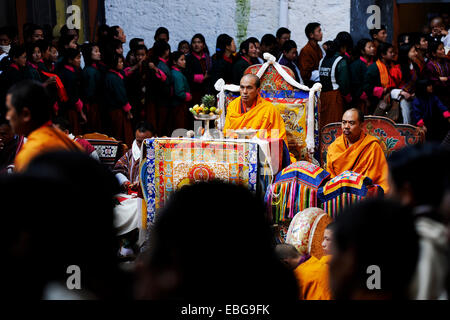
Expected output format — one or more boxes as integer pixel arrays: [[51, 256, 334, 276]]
[[224, 95, 296, 162], [376, 60, 402, 89], [294, 255, 332, 300], [224, 95, 288, 146], [14, 125, 84, 172], [326, 133, 390, 193]]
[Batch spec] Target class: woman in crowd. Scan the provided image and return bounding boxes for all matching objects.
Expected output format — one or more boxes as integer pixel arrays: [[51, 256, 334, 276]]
[[210, 34, 236, 88], [171, 51, 192, 133], [232, 38, 257, 84]]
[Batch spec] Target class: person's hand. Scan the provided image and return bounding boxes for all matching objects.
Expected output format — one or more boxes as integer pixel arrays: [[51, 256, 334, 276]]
[[400, 91, 412, 100], [45, 76, 57, 86], [148, 62, 156, 70], [421, 125, 427, 133], [80, 110, 87, 123], [129, 181, 140, 191], [127, 111, 133, 120]]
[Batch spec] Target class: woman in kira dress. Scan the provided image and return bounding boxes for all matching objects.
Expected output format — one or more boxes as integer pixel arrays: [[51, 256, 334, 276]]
[[81, 43, 103, 133], [170, 51, 192, 134], [104, 53, 134, 147], [425, 41, 450, 107], [350, 39, 376, 114], [57, 48, 86, 136]]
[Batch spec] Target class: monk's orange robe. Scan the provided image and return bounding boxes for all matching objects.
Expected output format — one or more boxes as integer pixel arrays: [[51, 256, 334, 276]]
[[224, 95, 296, 163], [294, 255, 332, 300], [326, 133, 390, 193], [15, 125, 84, 172], [224, 95, 288, 145]]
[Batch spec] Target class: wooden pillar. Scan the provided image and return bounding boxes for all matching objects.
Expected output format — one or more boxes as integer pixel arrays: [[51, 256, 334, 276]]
[[88, 0, 99, 42], [393, 0, 400, 50], [16, 0, 27, 43]]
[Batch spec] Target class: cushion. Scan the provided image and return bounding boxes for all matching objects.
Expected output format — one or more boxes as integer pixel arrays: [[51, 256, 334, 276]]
[[265, 161, 330, 223], [317, 171, 384, 218]]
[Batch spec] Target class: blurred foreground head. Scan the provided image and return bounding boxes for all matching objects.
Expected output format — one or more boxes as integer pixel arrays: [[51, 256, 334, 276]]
[[329, 199, 419, 300], [135, 181, 299, 300], [2, 151, 129, 299]]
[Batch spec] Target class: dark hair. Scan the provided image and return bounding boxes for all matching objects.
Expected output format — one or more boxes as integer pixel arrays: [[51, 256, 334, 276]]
[[135, 121, 154, 133], [152, 40, 170, 60], [305, 22, 321, 39], [134, 44, 148, 54], [25, 42, 40, 62], [191, 33, 210, 55], [7, 80, 51, 126], [388, 143, 450, 209], [355, 38, 373, 58], [62, 47, 80, 65], [398, 43, 419, 83], [215, 34, 234, 60], [397, 33, 410, 46], [335, 31, 354, 53], [323, 40, 337, 58], [170, 50, 184, 65], [239, 38, 255, 56], [333, 199, 418, 299], [111, 39, 123, 51], [52, 116, 71, 132], [282, 40, 297, 53], [247, 37, 260, 45], [0, 26, 12, 39], [81, 43, 99, 66], [36, 39, 50, 56], [105, 52, 124, 70], [154, 27, 169, 41], [377, 42, 393, 59], [428, 40, 444, 57], [58, 34, 76, 52], [29, 24, 44, 37], [129, 37, 144, 51], [410, 32, 428, 47], [60, 24, 79, 37], [261, 34, 277, 47], [369, 25, 387, 39], [139, 181, 299, 300], [9, 44, 26, 59], [108, 26, 121, 40], [276, 27, 291, 39], [177, 40, 189, 52], [22, 151, 123, 298]]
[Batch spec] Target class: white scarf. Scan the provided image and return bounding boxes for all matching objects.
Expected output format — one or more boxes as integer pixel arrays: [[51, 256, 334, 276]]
[[132, 140, 141, 162]]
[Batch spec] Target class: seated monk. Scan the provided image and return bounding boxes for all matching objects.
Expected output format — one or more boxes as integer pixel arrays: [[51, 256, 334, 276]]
[[275, 224, 334, 300], [294, 223, 334, 300], [223, 74, 296, 163], [5, 80, 83, 172], [326, 108, 390, 193]]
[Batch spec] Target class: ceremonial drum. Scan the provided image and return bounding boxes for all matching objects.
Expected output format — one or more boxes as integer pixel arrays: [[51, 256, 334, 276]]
[[317, 171, 384, 218], [285, 207, 333, 258], [265, 161, 330, 224]]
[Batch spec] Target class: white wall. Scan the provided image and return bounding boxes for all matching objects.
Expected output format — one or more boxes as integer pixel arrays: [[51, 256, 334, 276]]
[[105, 0, 351, 55]]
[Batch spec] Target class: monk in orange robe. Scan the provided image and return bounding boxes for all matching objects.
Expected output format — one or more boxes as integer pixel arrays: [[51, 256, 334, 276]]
[[224, 74, 295, 162], [224, 74, 288, 143], [275, 223, 334, 300], [326, 108, 390, 193], [5, 80, 83, 172]]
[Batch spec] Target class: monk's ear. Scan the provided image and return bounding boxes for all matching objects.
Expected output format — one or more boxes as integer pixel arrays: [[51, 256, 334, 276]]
[[20, 107, 32, 123]]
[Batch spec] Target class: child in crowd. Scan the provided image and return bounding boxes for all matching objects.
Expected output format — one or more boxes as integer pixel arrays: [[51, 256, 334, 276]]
[[171, 51, 192, 133]]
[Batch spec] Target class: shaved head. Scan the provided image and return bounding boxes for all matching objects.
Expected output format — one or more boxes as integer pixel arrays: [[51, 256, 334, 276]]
[[241, 74, 261, 89], [344, 108, 364, 124]]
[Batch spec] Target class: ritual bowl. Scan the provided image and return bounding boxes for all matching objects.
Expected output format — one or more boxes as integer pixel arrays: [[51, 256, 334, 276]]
[[233, 129, 258, 140], [193, 114, 220, 121]]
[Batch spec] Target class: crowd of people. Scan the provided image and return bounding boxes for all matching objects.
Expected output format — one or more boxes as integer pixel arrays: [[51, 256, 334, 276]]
[[0, 13, 449, 301]]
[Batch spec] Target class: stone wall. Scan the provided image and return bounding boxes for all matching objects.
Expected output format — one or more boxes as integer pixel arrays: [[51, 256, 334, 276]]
[[105, 0, 351, 55]]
